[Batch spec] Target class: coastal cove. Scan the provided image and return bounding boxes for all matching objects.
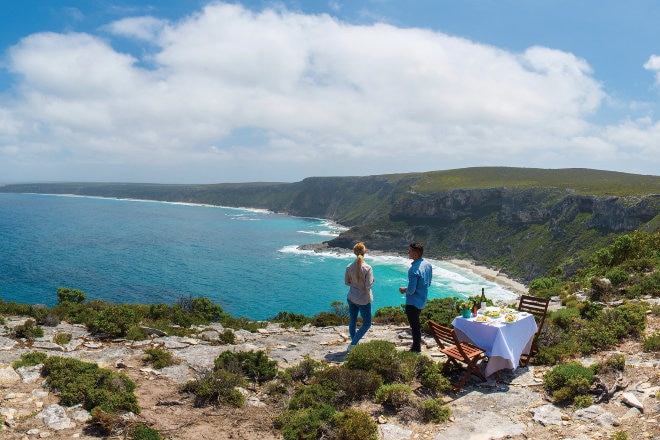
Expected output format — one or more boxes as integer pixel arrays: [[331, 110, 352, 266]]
[[0, 193, 522, 319]]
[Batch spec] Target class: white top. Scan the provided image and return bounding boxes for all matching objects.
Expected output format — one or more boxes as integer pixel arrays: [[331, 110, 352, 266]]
[[344, 260, 374, 305]]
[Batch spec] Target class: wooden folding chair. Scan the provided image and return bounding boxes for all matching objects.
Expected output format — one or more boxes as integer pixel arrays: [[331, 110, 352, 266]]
[[427, 320, 486, 391], [517, 294, 550, 367]]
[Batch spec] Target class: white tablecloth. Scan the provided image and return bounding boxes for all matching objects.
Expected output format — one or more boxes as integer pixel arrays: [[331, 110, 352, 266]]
[[451, 312, 538, 377]]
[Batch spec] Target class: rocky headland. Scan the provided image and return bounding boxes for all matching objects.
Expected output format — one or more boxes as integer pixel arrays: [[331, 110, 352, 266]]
[[2, 294, 660, 440]]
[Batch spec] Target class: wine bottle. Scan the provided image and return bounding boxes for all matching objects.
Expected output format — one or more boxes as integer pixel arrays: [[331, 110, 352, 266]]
[[480, 288, 487, 309]]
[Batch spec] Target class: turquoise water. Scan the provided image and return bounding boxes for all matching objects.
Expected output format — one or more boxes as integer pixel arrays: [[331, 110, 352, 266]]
[[0, 193, 516, 320]]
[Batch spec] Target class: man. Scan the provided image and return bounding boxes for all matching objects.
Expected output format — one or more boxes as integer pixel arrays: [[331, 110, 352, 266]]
[[398, 242, 433, 353]]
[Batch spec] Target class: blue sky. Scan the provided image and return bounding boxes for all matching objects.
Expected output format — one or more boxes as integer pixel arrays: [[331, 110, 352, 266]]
[[1, 1, 659, 183]]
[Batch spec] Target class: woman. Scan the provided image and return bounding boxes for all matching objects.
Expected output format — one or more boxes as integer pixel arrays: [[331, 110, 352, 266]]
[[344, 242, 374, 351]]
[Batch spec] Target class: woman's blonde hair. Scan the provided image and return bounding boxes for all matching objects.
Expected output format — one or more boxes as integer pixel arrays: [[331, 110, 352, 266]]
[[353, 242, 366, 281]]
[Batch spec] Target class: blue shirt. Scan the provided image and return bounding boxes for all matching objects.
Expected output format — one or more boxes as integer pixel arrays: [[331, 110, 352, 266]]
[[405, 258, 433, 309]]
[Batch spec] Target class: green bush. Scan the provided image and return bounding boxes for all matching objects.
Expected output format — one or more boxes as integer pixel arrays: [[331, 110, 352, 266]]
[[143, 348, 178, 369], [282, 355, 327, 384], [605, 268, 629, 286], [217, 328, 236, 344], [43, 356, 139, 413], [421, 298, 461, 329], [573, 394, 593, 409], [270, 311, 312, 328], [126, 326, 149, 341], [12, 351, 48, 368], [179, 369, 245, 408], [421, 398, 452, 423], [214, 350, 278, 383], [550, 308, 581, 330], [642, 332, 660, 351], [288, 383, 337, 410], [374, 384, 413, 409], [311, 312, 344, 327], [53, 332, 72, 345], [373, 305, 407, 324], [275, 405, 336, 440], [56, 287, 87, 304], [315, 365, 382, 405], [130, 424, 163, 440], [420, 361, 452, 394], [612, 430, 629, 440], [344, 340, 411, 383], [12, 319, 44, 339], [543, 362, 594, 404], [87, 304, 140, 337], [332, 409, 378, 440]]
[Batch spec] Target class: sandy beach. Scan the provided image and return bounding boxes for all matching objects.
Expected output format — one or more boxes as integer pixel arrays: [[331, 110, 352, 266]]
[[446, 258, 529, 296]]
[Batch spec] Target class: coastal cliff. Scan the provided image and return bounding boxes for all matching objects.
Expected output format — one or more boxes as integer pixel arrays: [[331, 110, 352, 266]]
[[2, 167, 659, 282]]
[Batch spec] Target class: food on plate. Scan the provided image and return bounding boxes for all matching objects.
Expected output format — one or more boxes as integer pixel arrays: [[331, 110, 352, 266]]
[[475, 315, 488, 322], [504, 313, 516, 322], [484, 310, 501, 318]]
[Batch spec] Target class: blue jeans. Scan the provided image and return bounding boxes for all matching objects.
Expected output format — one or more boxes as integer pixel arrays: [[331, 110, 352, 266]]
[[348, 299, 372, 346]]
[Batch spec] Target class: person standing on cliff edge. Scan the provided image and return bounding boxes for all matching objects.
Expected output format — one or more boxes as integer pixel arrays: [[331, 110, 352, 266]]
[[345, 242, 374, 351], [399, 242, 433, 353]]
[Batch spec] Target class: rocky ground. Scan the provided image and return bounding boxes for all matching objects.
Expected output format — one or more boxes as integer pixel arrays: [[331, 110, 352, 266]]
[[1, 299, 659, 440]]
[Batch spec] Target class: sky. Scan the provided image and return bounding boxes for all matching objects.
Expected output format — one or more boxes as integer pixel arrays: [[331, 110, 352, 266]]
[[0, 1, 659, 184]]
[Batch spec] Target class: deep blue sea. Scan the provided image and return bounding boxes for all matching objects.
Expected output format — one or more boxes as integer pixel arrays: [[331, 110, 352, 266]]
[[0, 193, 517, 320]]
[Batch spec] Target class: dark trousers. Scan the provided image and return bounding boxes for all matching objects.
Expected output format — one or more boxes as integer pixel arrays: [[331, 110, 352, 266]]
[[405, 304, 422, 352]]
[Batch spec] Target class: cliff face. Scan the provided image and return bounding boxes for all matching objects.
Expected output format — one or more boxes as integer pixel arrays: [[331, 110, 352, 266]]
[[327, 188, 660, 281], [2, 168, 659, 282]]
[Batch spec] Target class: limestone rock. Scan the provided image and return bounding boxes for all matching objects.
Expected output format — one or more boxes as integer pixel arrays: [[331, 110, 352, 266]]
[[0, 365, 21, 384], [532, 404, 563, 426], [36, 404, 75, 430]]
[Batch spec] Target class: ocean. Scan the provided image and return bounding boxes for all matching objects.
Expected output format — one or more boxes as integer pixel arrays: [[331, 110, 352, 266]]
[[0, 193, 517, 320]]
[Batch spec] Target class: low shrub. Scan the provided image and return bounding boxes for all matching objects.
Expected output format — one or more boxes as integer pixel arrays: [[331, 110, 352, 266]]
[[311, 312, 344, 327], [315, 365, 382, 405], [143, 348, 179, 369], [43, 356, 139, 414], [420, 361, 452, 394], [543, 362, 594, 404], [86, 304, 140, 337], [421, 398, 451, 423], [288, 383, 337, 410], [332, 409, 378, 440], [344, 340, 411, 383], [282, 355, 327, 384], [12, 351, 48, 368], [53, 332, 72, 345], [270, 311, 312, 329], [605, 268, 629, 286], [214, 350, 278, 383], [374, 384, 413, 409], [179, 369, 245, 408], [57, 287, 87, 304], [126, 326, 149, 341], [130, 424, 163, 440], [373, 305, 407, 324], [274, 404, 335, 440], [12, 319, 44, 339], [572, 394, 593, 409], [642, 332, 660, 351], [218, 329, 236, 344]]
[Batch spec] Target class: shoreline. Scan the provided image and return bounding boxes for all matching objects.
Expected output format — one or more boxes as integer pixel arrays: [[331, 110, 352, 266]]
[[446, 258, 528, 296], [298, 243, 529, 297]]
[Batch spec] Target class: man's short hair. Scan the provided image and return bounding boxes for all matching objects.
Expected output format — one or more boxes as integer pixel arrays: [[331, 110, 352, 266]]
[[409, 242, 424, 256]]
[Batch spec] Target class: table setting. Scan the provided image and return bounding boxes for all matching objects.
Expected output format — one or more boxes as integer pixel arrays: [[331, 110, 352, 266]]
[[451, 306, 538, 376]]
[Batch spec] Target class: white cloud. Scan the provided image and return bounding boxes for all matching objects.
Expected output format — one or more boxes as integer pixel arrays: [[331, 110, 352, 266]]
[[104, 16, 167, 42], [644, 54, 660, 85], [0, 2, 657, 183]]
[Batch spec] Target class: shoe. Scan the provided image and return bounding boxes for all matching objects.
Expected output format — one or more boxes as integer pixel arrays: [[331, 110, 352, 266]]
[[347, 344, 353, 353], [408, 347, 421, 354]]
